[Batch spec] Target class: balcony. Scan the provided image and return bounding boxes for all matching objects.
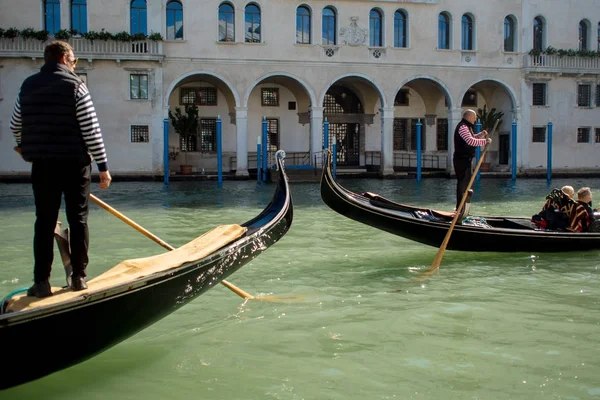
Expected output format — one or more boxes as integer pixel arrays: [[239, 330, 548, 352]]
[[0, 37, 164, 62], [524, 54, 600, 75]]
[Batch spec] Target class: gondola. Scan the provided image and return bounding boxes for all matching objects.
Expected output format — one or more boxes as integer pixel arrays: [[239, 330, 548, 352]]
[[0, 150, 293, 391], [321, 151, 600, 252]]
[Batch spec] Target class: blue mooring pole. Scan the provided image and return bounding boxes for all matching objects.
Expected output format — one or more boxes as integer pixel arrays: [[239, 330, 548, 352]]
[[262, 117, 268, 182], [216, 115, 222, 185], [323, 118, 329, 166], [511, 119, 517, 181], [256, 136, 261, 184], [547, 121, 553, 182], [163, 118, 169, 185], [416, 119, 422, 181], [475, 120, 482, 182], [332, 135, 337, 179]]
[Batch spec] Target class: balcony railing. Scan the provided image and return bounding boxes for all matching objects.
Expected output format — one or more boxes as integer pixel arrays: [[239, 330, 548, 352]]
[[0, 37, 164, 60], [524, 54, 600, 72]]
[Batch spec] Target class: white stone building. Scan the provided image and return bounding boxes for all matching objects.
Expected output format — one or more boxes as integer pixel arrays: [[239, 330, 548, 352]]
[[0, 0, 599, 177]]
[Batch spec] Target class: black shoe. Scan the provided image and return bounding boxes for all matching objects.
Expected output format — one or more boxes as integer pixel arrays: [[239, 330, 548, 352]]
[[71, 276, 88, 291], [26, 282, 53, 298]]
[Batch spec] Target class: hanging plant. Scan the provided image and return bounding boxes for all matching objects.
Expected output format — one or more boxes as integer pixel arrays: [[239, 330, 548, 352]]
[[54, 29, 72, 41], [148, 32, 163, 41], [113, 31, 132, 42], [20, 28, 37, 40], [131, 32, 148, 42]]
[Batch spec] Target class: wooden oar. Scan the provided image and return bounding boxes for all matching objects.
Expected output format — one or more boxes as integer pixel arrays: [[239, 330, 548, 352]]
[[89, 194, 255, 300], [423, 120, 500, 276]]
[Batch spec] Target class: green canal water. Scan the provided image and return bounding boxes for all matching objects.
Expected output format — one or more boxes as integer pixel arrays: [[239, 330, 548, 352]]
[[1, 176, 599, 399]]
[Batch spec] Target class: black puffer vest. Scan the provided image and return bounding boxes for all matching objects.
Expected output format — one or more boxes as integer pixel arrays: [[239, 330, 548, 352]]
[[19, 62, 90, 165], [453, 118, 476, 160]]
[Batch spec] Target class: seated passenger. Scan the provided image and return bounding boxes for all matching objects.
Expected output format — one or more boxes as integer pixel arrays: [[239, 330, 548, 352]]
[[568, 187, 595, 232], [531, 188, 575, 230], [561, 185, 574, 199]]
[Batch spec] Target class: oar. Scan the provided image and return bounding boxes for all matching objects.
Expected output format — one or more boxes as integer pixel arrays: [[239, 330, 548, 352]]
[[89, 194, 255, 300], [423, 120, 500, 277]]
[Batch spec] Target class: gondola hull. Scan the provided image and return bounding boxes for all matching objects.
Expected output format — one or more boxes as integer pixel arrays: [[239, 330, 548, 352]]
[[0, 152, 293, 390], [320, 152, 600, 252]]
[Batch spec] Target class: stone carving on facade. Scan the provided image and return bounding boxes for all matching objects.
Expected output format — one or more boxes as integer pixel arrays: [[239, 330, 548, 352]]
[[340, 17, 368, 46]]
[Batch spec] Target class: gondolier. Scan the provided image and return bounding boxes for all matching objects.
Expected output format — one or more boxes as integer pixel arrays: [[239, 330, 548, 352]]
[[453, 109, 491, 213]]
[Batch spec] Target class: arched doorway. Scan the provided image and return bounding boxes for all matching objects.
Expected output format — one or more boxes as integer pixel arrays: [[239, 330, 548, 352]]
[[324, 85, 364, 166]]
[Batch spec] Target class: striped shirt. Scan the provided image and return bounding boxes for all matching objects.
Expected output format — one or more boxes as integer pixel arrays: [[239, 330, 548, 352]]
[[458, 124, 487, 147], [10, 83, 108, 171]]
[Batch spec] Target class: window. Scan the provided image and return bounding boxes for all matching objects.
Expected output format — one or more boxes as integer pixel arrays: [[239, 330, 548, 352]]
[[180, 129, 197, 151], [504, 16, 515, 52], [577, 127, 590, 143], [595, 128, 600, 143], [296, 6, 311, 44], [579, 20, 588, 51], [532, 83, 547, 106], [322, 7, 336, 45], [261, 88, 279, 106], [44, 0, 61, 35], [71, 0, 87, 34], [533, 16, 544, 51], [166, 0, 183, 40], [532, 126, 546, 143], [461, 89, 477, 107], [218, 3, 235, 42], [596, 84, 600, 106], [180, 87, 217, 106], [578, 84, 591, 107], [461, 14, 473, 50], [130, 0, 147, 35], [245, 4, 261, 43], [131, 125, 149, 143], [394, 89, 409, 106], [266, 118, 279, 152], [130, 74, 148, 99], [199, 119, 217, 152], [598, 22, 600, 51], [369, 9, 383, 47], [393, 118, 408, 151], [410, 119, 426, 151], [436, 118, 448, 151], [438, 13, 450, 49], [394, 10, 407, 48]]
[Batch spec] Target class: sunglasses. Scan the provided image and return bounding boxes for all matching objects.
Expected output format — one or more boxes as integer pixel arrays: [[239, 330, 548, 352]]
[[69, 57, 79, 67]]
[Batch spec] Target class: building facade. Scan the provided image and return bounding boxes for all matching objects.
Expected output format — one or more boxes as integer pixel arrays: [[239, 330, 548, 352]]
[[0, 0, 599, 177]]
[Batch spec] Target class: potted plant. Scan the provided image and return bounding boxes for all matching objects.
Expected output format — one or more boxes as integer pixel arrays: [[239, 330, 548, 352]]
[[477, 105, 504, 171], [168, 104, 199, 175]]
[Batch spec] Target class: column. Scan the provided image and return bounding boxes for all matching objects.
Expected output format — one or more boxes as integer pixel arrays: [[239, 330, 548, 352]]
[[235, 107, 249, 177], [309, 107, 324, 166], [380, 107, 395, 176]]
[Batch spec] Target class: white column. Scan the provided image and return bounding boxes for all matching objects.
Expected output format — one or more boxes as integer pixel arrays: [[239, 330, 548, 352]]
[[380, 107, 395, 176], [235, 107, 249, 177], [448, 108, 462, 174], [309, 107, 324, 166]]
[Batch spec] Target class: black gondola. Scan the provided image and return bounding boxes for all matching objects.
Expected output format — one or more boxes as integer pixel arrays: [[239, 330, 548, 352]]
[[321, 151, 600, 252], [0, 151, 293, 391]]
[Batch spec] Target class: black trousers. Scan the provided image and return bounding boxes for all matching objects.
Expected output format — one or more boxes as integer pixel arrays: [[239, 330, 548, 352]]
[[32, 160, 91, 283], [453, 156, 473, 211]]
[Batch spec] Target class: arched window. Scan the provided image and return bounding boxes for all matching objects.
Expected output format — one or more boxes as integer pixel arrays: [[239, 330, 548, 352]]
[[533, 16, 544, 51], [245, 4, 261, 43], [218, 3, 235, 42], [296, 6, 311, 44], [369, 9, 382, 47], [166, 1, 183, 40], [130, 0, 147, 35], [504, 16, 516, 52], [394, 10, 407, 48], [461, 14, 473, 50], [579, 20, 588, 51], [71, 0, 87, 34], [44, 0, 61, 35], [438, 13, 450, 49], [322, 7, 336, 45]]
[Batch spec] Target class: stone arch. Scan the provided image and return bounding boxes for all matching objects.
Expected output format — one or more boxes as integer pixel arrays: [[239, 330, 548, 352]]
[[164, 70, 240, 110], [391, 75, 452, 110], [458, 77, 518, 113], [319, 73, 387, 109], [243, 71, 317, 110]]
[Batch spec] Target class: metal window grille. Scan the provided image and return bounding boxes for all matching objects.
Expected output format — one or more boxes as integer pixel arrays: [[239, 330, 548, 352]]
[[393, 118, 408, 151], [410, 118, 426, 151], [261, 88, 279, 106], [461, 89, 477, 107], [394, 89, 409, 106], [577, 127, 590, 143], [266, 118, 279, 152], [596, 128, 600, 143], [200, 118, 217, 152], [596, 85, 600, 106], [532, 126, 546, 143], [532, 83, 546, 106], [130, 74, 148, 99], [436, 118, 448, 150], [180, 87, 217, 105], [131, 125, 149, 143], [578, 85, 591, 107], [179, 129, 197, 151]]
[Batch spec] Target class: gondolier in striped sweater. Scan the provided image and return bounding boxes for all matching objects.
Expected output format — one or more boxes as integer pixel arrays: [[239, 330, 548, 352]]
[[9, 40, 111, 298], [453, 109, 491, 213]]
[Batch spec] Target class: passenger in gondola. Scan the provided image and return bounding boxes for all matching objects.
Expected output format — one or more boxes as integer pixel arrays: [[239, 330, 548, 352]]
[[560, 185, 575, 199], [568, 187, 595, 232], [531, 187, 574, 230]]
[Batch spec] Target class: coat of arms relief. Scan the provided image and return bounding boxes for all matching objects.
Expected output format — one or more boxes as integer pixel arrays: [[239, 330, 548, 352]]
[[340, 17, 368, 46]]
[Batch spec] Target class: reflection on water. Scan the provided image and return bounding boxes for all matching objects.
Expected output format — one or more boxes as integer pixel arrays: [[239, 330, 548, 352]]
[[1, 177, 600, 399]]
